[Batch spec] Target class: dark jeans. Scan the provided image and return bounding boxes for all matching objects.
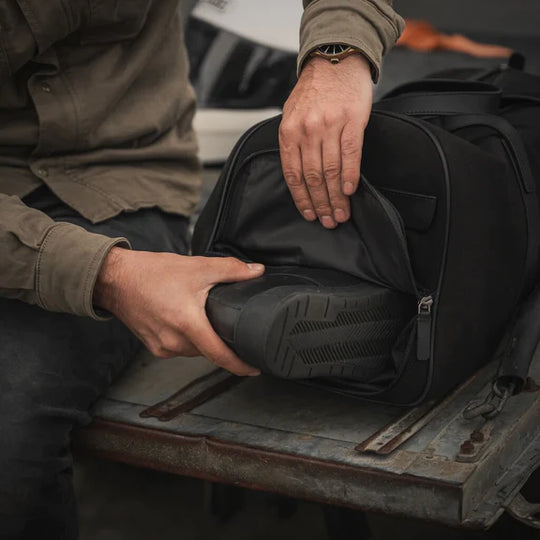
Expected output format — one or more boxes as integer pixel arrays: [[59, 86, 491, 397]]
[[0, 187, 190, 539]]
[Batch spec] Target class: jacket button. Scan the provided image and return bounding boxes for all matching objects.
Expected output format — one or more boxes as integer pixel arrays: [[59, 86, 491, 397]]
[[40, 82, 51, 93], [37, 168, 48, 177]]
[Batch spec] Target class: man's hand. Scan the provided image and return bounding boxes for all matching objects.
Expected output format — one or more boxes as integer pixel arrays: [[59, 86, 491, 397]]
[[94, 248, 265, 376], [279, 53, 373, 229]]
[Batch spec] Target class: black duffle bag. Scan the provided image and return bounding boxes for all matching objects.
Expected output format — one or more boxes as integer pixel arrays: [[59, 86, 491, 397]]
[[192, 57, 540, 406]]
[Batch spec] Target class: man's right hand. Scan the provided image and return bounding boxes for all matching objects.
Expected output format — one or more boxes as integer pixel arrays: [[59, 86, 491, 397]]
[[93, 248, 265, 377]]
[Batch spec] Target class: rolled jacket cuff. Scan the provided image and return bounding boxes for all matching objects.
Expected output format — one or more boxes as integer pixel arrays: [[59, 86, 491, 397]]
[[298, 0, 405, 82], [35, 222, 130, 320]]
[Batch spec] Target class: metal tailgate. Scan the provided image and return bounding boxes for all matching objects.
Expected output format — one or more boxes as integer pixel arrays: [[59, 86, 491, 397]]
[[74, 349, 540, 529]]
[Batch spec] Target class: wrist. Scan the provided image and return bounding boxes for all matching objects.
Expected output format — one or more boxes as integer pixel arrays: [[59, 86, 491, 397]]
[[303, 52, 372, 77], [93, 246, 129, 314]]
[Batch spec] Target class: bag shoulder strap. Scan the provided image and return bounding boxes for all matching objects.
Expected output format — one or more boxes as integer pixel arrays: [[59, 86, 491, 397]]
[[374, 79, 502, 116], [462, 281, 540, 421], [495, 281, 540, 394]]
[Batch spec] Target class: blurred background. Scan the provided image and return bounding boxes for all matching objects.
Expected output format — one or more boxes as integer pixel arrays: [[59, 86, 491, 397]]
[[187, 0, 540, 164], [76, 1, 540, 538]]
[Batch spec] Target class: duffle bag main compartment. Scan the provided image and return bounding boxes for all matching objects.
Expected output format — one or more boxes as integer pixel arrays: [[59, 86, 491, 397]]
[[193, 110, 534, 405]]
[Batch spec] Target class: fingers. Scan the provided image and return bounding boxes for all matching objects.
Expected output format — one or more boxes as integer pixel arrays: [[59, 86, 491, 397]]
[[147, 317, 259, 378], [279, 123, 316, 221], [341, 121, 363, 196], [145, 329, 200, 359], [301, 136, 336, 229], [203, 257, 265, 286], [280, 116, 358, 229], [322, 131, 350, 223], [188, 316, 260, 376], [156, 343, 200, 359]]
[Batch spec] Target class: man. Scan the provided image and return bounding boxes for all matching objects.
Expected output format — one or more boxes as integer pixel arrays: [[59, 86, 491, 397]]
[[0, 0, 403, 537]]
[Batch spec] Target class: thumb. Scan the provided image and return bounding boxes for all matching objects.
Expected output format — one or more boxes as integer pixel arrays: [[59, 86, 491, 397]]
[[207, 257, 265, 285]]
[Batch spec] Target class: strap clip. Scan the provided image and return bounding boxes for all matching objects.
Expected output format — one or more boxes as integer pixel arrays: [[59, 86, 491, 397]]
[[463, 379, 516, 420]]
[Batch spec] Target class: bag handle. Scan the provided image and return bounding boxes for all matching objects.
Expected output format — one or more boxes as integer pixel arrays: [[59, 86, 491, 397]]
[[494, 281, 540, 395], [374, 79, 502, 116], [463, 282, 540, 421]]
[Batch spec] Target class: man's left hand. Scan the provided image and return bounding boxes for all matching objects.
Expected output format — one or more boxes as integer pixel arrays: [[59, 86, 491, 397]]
[[279, 53, 373, 229]]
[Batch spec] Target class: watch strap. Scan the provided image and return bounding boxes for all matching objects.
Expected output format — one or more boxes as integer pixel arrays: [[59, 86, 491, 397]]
[[309, 44, 360, 64]]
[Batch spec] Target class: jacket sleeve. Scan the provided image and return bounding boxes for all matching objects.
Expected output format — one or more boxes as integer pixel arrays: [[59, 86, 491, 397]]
[[0, 0, 87, 80], [0, 194, 130, 319], [300, 0, 405, 81]]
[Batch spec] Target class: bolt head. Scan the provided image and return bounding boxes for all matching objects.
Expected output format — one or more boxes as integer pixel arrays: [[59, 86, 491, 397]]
[[523, 377, 540, 392], [470, 430, 485, 443], [460, 441, 475, 455]]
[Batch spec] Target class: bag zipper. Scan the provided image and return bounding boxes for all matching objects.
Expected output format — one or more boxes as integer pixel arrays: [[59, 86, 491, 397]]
[[417, 295, 434, 361], [364, 180, 435, 362], [364, 181, 417, 290]]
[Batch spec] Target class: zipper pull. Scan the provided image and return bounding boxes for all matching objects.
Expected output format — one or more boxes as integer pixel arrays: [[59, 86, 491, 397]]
[[417, 296, 433, 361]]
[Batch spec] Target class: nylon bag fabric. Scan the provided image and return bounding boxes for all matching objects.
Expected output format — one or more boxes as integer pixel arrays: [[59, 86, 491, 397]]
[[193, 60, 540, 405]]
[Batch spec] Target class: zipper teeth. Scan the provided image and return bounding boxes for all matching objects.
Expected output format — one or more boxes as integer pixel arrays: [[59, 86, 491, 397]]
[[356, 111, 451, 403], [364, 180, 420, 298], [374, 112, 450, 309]]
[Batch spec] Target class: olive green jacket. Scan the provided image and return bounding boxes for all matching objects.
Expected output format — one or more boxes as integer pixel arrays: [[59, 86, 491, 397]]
[[0, 0, 403, 318]]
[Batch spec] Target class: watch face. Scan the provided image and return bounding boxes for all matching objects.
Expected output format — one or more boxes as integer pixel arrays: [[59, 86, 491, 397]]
[[318, 44, 348, 56]]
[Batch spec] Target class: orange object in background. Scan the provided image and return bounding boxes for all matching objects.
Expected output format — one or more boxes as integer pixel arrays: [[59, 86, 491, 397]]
[[397, 19, 513, 58]]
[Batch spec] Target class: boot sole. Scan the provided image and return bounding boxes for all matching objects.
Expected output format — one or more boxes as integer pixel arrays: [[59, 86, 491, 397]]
[[237, 286, 415, 380]]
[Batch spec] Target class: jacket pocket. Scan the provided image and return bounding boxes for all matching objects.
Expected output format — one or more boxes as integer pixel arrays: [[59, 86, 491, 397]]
[[79, 0, 152, 44]]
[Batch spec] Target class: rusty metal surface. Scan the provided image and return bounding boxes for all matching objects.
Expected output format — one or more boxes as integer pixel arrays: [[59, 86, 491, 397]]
[[455, 423, 493, 463], [460, 386, 540, 526], [140, 369, 240, 420], [106, 352, 217, 407], [89, 396, 475, 485], [191, 375, 403, 445], [77, 345, 540, 529], [465, 429, 540, 529], [506, 492, 540, 529], [356, 400, 438, 454], [74, 419, 463, 526]]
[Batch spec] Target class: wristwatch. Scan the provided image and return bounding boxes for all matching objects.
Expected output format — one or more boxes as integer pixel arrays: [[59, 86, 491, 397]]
[[309, 44, 361, 64]]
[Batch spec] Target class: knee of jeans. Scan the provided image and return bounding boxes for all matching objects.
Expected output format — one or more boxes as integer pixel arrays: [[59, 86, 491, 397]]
[[0, 409, 76, 537], [0, 373, 85, 491], [0, 415, 76, 532], [0, 426, 70, 527], [0, 402, 74, 477]]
